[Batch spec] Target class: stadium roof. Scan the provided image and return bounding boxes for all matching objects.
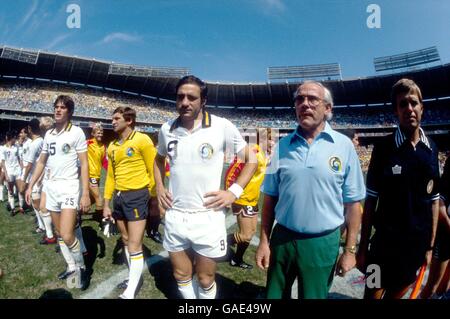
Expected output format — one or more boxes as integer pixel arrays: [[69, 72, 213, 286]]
[[0, 46, 449, 109]]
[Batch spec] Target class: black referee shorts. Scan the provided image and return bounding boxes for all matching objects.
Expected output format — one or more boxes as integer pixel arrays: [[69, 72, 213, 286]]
[[112, 188, 150, 222]]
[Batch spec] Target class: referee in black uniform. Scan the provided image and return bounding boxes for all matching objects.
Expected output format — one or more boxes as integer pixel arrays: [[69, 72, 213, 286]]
[[357, 78, 440, 299]]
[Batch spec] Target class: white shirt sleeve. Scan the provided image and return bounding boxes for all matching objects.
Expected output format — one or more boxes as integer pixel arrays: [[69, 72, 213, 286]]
[[41, 133, 49, 154], [223, 118, 247, 155], [157, 125, 168, 156], [75, 128, 87, 153]]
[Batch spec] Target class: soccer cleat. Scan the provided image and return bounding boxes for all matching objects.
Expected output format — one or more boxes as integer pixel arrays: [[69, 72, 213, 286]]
[[230, 258, 253, 270], [10, 209, 17, 217], [116, 279, 129, 290], [58, 269, 76, 280], [40, 236, 57, 245], [149, 230, 163, 244], [55, 245, 61, 253], [6, 202, 12, 211], [18, 208, 25, 215]]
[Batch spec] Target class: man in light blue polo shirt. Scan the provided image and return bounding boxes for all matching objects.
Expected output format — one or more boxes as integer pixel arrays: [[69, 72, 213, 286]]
[[255, 81, 366, 299]]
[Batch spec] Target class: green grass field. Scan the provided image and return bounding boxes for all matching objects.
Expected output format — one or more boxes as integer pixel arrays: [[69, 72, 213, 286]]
[[0, 163, 268, 299]]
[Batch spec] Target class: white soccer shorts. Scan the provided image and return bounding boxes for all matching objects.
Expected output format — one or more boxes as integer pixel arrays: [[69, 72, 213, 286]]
[[163, 208, 227, 258], [45, 180, 80, 212], [5, 167, 21, 183]]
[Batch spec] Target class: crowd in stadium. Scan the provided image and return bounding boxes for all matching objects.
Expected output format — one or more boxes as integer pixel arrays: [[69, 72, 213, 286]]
[[0, 75, 449, 301], [1, 82, 450, 129]]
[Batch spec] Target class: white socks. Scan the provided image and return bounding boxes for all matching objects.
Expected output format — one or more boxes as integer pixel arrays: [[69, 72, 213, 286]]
[[18, 192, 24, 209], [59, 238, 76, 272], [198, 281, 217, 299], [7, 191, 14, 211], [177, 277, 199, 299], [68, 238, 85, 269], [121, 251, 144, 299], [75, 226, 87, 254], [35, 208, 45, 230], [41, 211, 54, 239]]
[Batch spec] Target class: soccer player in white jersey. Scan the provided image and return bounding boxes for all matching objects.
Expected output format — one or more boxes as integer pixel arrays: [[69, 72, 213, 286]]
[[154, 75, 257, 299], [26, 95, 91, 290], [1, 131, 24, 216], [22, 118, 56, 243], [17, 127, 32, 211]]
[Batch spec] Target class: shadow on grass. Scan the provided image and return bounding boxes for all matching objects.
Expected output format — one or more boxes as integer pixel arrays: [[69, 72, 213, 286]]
[[82, 226, 105, 271], [39, 288, 73, 299], [81, 226, 106, 290], [148, 257, 265, 299]]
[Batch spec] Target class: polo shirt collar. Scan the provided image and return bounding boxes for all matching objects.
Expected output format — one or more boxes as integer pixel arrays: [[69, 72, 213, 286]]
[[170, 111, 211, 133], [394, 127, 431, 150], [114, 129, 136, 146], [49, 122, 72, 136], [290, 121, 335, 144]]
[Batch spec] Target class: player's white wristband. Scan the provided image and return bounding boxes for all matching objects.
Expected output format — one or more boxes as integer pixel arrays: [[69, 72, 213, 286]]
[[228, 183, 244, 199]]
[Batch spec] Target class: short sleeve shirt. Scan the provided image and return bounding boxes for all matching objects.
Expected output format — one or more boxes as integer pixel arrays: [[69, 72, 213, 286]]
[[158, 112, 247, 211]]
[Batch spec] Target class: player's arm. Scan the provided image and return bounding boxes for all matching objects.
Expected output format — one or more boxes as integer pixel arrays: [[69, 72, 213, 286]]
[[78, 151, 91, 213], [141, 137, 157, 190], [154, 153, 172, 209], [204, 145, 257, 210], [103, 150, 115, 219], [25, 152, 48, 205], [256, 193, 277, 270], [336, 201, 363, 276]]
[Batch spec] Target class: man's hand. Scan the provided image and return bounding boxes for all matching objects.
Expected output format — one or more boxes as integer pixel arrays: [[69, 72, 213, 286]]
[[203, 190, 236, 210], [336, 251, 356, 277], [156, 185, 173, 210], [255, 242, 271, 270], [103, 206, 113, 220], [79, 194, 91, 213], [25, 187, 32, 206]]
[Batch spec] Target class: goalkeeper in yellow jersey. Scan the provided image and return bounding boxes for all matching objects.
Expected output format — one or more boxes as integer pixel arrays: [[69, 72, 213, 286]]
[[103, 107, 157, 299]]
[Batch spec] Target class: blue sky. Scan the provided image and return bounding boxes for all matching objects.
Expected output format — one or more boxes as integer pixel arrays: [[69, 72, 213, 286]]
[[1, 0, 449, 82]]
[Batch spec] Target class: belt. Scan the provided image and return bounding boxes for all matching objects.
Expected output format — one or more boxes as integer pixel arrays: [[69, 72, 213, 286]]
[[277, 223, 340, 239]]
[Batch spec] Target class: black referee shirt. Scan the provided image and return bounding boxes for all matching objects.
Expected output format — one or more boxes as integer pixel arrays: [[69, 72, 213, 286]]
[[366, 127, 440, 241], [440, 156, 450, 207]]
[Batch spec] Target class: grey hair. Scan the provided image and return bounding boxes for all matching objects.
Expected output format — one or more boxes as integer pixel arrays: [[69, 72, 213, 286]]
[[294, 80, 334, 121]]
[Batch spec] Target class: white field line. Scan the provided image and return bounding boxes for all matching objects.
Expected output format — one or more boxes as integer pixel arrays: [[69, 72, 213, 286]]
[[81, 212, 247, 299]]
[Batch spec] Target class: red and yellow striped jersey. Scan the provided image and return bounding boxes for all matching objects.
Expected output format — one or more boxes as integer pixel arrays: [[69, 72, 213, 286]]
[[225, 144, 267, 207], [87, 138, 106, 179]]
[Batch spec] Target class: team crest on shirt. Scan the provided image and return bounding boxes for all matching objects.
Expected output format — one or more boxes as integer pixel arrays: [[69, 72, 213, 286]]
[[199, 143, 214, 160], [62, 143, 71, 154], [126, 147, 134, 157], [328, 156, 342, 173]]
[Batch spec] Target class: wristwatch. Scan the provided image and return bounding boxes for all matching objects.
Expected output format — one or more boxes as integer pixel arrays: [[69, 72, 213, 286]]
[[344, 245, 357, 254]]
